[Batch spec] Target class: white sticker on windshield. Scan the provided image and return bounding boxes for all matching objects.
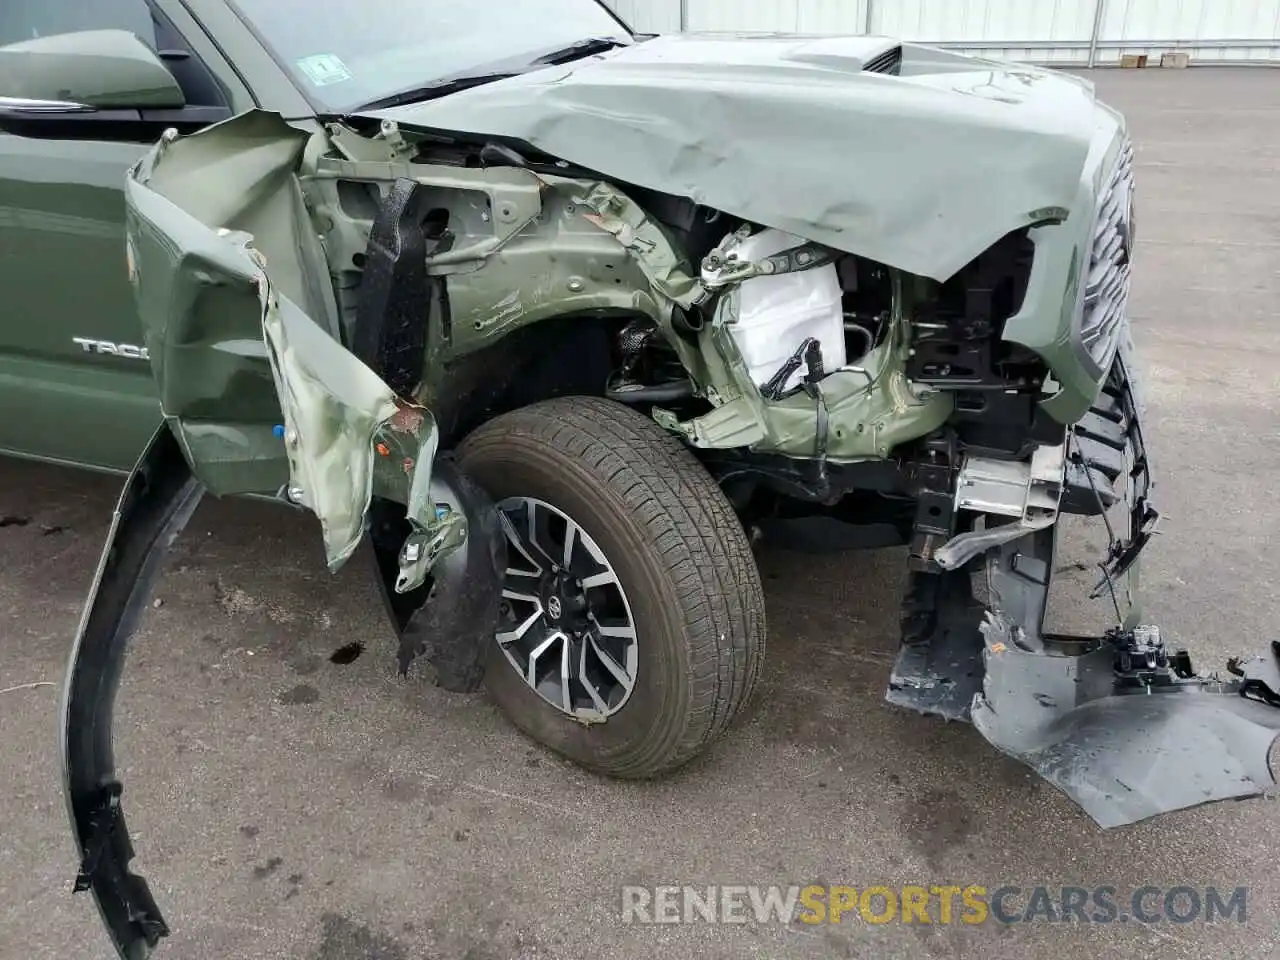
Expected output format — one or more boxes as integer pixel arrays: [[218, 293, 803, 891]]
[[295, 54, 353, 87]]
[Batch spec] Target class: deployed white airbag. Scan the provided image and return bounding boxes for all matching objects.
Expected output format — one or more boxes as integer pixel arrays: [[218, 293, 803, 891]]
[[726, 229, 846, 394]]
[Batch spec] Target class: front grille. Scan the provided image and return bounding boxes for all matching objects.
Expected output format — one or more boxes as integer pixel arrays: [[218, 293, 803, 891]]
[[863, 46, 903, 75], [1081, 140, 1135, 367]]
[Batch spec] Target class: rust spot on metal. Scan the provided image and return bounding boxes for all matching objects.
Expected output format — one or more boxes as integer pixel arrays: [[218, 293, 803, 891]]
[[376, 442, 391, 457], [389, 398, 426, 436]]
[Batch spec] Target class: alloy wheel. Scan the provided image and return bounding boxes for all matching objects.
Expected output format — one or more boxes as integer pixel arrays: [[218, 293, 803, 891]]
[[494, 497, 639, 721]]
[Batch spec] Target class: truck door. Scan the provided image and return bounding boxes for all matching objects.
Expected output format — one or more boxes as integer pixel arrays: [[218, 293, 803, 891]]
[[0, 0, 234, 470]]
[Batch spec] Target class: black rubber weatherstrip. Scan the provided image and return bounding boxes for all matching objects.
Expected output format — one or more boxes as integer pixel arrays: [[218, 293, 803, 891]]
[[61, 426, 203, 959]]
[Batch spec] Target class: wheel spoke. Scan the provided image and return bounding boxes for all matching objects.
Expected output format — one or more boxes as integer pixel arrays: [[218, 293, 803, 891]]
[[499, 510, 541, 575], [524, 500, 550, 564], [596, 623, 636, 640], [580, 530, 609, 566], [526, 631, 561, 685], [496, 607, 542, 645], [563, 520, 578, 569], [559, 634, 572, 713], [501, 588, 539, 604], [588, 632, 634, 694], [579, 641, 610, 715], [581, 571, 618, 590]]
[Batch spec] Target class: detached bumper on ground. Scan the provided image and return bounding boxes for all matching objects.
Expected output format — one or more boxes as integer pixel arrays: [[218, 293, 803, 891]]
[[887, 349, 1280, 827]]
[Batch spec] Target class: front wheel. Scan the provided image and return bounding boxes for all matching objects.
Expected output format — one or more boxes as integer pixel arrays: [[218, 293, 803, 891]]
[[455, 397, 766, 778]]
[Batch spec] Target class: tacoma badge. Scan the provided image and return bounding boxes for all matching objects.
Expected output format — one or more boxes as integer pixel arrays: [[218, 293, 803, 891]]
[[72, 337, 150, 360]]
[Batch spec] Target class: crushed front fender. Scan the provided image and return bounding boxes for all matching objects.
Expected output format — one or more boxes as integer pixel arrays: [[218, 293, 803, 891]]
[[125, 110, 468, 595], [65, 112, 508, 957]]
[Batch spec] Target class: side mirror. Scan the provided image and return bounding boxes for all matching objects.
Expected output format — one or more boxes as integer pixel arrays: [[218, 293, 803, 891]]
[[0, 29, 184, 110]]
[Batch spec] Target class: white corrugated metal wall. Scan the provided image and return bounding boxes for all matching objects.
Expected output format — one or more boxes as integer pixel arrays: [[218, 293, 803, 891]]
[[606, 0, 1280, 65]]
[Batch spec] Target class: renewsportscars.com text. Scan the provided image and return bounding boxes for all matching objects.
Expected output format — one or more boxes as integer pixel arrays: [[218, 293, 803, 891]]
[[620, 884, 1248, 925]]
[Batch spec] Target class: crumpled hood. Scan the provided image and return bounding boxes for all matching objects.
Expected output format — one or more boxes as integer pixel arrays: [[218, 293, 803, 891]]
[[365, 34, 1109, 282]]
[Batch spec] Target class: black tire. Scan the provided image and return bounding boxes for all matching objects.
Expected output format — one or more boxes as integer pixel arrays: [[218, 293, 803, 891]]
[[455, 396, 766, 778]]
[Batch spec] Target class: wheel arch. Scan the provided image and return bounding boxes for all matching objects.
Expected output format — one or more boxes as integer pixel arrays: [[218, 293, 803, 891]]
[[429, 310, 639, 448]]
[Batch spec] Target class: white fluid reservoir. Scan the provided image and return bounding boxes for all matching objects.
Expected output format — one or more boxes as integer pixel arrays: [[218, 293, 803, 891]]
[[726, 229, 846, 395]]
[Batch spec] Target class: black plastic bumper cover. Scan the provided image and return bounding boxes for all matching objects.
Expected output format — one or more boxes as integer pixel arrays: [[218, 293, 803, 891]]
[[972, 622, 1280, 828], [62, 430, 505, 958], [885, 342, 1280, 827], [61, 427, 202, 959]]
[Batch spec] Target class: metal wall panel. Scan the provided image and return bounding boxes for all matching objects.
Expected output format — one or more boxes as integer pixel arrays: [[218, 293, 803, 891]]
[[685, 0, 799, 32], [689, 0, 871, 33], [873, 0, 1098, 62], [605, 0, 1280, 63], [1096, 0, 1280, 63], [606, 0, 681, 32], [795, 0, 873, 34], [874, 0, 1096, 42]]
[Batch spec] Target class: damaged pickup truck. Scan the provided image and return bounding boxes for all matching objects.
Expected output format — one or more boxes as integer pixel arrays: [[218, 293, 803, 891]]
[[3, 1, 1279, 955]]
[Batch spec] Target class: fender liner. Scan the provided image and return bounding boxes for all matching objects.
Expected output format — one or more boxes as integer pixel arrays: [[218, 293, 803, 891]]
[[355, 177, 506, 686], [351, 176, 441, 396], [369, 459, 506, 689]]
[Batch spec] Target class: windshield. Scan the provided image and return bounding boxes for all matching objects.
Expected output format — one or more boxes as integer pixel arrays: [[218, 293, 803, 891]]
[[227, 0, 632, 113]]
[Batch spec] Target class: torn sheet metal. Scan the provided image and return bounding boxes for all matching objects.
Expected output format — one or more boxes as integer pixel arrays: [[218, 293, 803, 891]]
[[124, 110, 334, 497], [256, 253, 464, 585], [364, 34, 1109, 283], [126, 114, 462, 591]]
